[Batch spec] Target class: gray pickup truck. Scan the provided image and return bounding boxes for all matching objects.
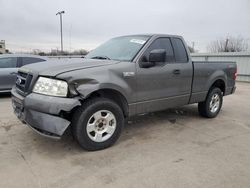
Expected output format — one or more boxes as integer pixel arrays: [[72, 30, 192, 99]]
[[11, 34, 237, 151]]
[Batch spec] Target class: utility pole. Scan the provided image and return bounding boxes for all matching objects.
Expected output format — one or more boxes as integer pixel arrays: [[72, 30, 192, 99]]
[[192, 41, 195, 52], [225, 38, 229, 52], [56, 11, 65, 54]]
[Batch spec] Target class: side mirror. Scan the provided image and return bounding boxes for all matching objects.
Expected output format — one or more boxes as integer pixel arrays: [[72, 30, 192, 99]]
[[149, 49, 166, 63], [139, 61, 155, 68]]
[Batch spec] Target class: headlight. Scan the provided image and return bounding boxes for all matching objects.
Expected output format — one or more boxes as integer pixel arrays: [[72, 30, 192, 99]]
[[33, 77, 68, 97]]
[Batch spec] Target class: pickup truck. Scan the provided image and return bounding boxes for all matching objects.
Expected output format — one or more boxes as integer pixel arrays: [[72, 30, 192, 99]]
[[11, 34, 237, 151]]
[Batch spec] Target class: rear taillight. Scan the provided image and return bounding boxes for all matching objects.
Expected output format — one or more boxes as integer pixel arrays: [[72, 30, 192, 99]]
[[234, 66, 237, 80]]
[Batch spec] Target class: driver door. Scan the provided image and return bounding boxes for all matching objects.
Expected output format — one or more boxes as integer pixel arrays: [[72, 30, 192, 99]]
[[135, 37, 192, 114]]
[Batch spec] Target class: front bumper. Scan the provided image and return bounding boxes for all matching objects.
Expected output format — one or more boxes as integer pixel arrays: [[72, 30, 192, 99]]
[[11, 87, 81, 138]]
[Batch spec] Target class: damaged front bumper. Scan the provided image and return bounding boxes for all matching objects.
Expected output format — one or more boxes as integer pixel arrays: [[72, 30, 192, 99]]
[[11, 87, 81, 139]]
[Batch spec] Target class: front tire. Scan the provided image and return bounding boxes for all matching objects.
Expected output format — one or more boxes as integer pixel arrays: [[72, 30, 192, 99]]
[[72, 98, 124, 151], [198, 87, 223, 118]]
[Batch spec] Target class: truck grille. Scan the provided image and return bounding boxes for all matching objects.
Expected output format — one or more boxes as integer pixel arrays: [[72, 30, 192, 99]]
[[16, 71, 33, 95]]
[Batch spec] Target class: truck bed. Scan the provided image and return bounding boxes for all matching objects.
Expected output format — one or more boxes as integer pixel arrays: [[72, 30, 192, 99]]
[[189, 61, 236, 104]]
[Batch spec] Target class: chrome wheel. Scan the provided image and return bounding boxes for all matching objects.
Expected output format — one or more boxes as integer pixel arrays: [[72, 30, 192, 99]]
[[86, 110, 116, 142], [209, 93, 220, 113]]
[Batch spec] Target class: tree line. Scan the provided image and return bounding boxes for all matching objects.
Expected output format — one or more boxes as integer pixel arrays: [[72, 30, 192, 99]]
[[32, 49, 89, 56], [188, 35, 249, 53], [207, 36, 248, 53]]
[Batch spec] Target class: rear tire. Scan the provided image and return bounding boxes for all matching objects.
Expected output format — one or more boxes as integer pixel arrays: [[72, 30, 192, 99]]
[[198, 87, 223, 118], [72, 97, 124, 151]]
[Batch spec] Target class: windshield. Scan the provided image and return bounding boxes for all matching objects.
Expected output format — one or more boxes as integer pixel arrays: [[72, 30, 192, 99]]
[[85, 36, 150, 61]]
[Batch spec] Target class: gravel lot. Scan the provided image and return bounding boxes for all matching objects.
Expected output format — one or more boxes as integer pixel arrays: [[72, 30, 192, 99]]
[[0, 82, 250, 188]]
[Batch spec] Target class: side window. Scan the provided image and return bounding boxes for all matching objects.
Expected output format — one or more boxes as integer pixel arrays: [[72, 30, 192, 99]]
[[22, 57, 45, 66], [172, 38, 188, 63], [0, 57, 17, 68], [141, 38, 174, 63]]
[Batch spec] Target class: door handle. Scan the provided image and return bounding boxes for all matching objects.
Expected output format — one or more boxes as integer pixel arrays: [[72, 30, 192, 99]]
[[173, 69, 180, 75], [10, 72, 17, 75]]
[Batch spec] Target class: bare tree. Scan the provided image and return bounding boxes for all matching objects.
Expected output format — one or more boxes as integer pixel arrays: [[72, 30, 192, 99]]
[[207, 36, 249, 52], [72, 49, 88, 55], [187, 41, 197, 53], [188, 46, 195, 53]]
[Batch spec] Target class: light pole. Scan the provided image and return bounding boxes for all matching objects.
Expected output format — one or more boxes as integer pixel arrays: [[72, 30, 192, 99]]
[[56, 11, 65, 53]]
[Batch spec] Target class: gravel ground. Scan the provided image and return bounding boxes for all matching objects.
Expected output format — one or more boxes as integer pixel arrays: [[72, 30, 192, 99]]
[[0, 82, 250, 188]]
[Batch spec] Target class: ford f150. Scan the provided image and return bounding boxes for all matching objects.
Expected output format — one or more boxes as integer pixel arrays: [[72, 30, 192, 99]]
[[11, 34, 237, 150]]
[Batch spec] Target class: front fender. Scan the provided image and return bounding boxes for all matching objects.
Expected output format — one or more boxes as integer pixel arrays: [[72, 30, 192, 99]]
[[75, 81, 131, 101], [57, 61, 136, 103]]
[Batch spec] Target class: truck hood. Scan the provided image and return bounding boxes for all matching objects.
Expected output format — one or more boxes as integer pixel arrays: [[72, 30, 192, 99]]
[[19, 59, 120, 77]]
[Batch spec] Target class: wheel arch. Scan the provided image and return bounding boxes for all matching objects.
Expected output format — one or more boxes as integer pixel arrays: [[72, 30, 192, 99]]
[[81, 88, 129, 118], [209, 79, 226, 95]]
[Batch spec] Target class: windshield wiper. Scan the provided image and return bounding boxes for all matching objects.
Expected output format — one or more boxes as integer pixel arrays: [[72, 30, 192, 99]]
[[91, 56, 111, 60]]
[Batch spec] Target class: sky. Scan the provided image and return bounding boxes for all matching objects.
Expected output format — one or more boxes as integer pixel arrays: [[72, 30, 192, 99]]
[[0, 0, 250, 52]]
